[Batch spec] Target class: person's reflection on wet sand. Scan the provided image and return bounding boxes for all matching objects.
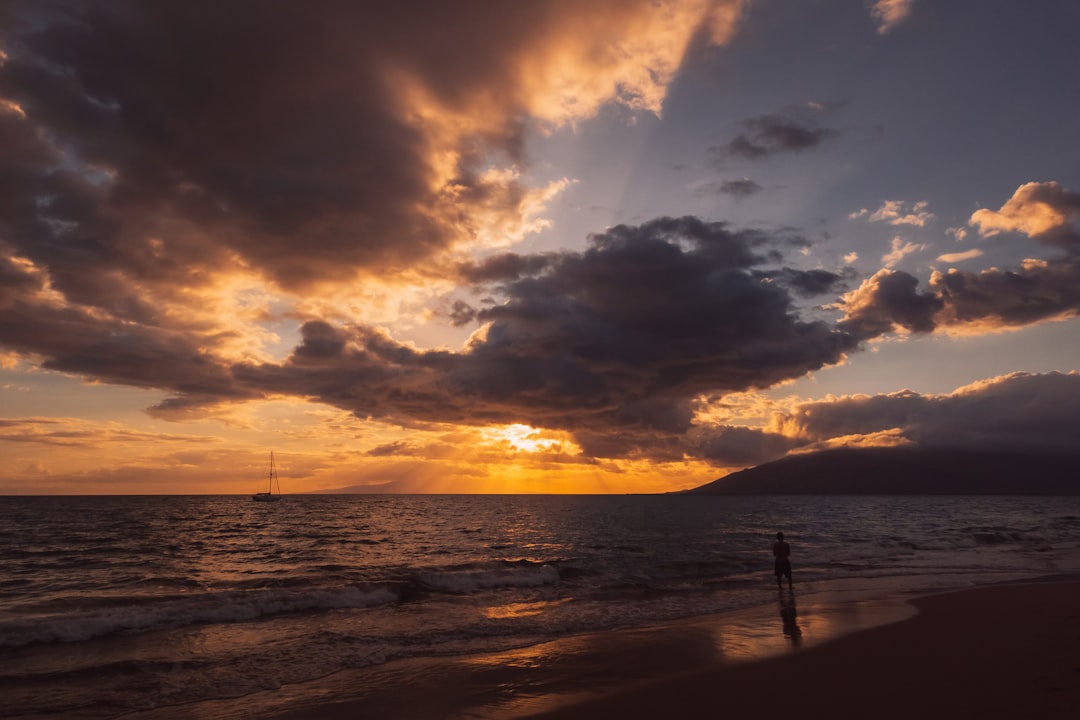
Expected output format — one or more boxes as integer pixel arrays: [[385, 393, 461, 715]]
[[779, 589, 801, 643]]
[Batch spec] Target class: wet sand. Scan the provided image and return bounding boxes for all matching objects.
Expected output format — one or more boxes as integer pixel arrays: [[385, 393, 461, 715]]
[[125, 581, 1080, 720], [530, 581, 1080, 720]]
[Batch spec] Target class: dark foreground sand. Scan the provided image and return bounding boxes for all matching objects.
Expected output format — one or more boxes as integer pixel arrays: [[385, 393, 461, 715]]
[[532, 581, 1080, 720], [128, 581, 1079, 720]]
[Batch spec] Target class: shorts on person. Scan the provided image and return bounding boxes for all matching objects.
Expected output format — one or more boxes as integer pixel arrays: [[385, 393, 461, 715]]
[[774, 557, 791, 579]]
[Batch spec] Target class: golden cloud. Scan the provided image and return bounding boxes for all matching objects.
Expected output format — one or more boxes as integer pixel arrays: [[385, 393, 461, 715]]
[[395, 0, 746, 258], [969, 181, 1073, 237], [871, 0, 915, 34], [935, 248, 983, 264], [882, 236, 928, 267], [788, 428, 912, 453]]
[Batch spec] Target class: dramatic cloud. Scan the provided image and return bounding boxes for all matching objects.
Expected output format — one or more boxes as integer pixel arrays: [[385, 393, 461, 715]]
[[929, 258, 1080, 332], [0, 2, 1077, 496], [218, 217, 859, 459], [12, 176, 1078, 465], [719, 107, 839, 160], [838, 182, 1080, 336], [0, 261, 258, 405], [837, 269, 942, 338], [970, 181, 1080, 251], [2, 0, 1077, 487], [838, 260, 1080, 338], [694, 425, 801, 466], [774, 371, 1080, 455], [0, 0, 743, 306], [751, 268, 853, 298]]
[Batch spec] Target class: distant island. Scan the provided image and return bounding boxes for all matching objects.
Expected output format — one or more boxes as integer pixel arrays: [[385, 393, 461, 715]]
[[687, 447, 1080, 495]]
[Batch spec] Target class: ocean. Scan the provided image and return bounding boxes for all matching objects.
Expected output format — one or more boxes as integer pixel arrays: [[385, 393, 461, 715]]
[[2, 494, 1079, 718]]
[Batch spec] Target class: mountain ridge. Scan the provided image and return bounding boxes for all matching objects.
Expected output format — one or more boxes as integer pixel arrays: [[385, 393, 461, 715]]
[[687, 447, 1080, 495]]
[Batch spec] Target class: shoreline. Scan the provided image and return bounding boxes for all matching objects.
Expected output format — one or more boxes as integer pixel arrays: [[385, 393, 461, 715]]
[[121, 578, 1080, 720], [529, 579, 1080, 720]]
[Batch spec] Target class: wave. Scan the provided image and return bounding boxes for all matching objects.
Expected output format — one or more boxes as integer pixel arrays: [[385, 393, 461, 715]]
[[413, 561, 560, 593], [0, 561, 566, 648], [0, 584, 399, 648]]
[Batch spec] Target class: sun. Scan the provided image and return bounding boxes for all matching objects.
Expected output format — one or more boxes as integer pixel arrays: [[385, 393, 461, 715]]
[[482, 423, 567, 453]]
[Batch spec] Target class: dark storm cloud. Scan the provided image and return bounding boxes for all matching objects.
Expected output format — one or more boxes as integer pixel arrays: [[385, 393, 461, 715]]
[[5, 0, 692, 304], [0, 1, 458, 292], [0, 218, 255, 411], [0, 294, 256, 403], [448, 300, 479, 327], [930, 258, 1080, 329], [778, 372, 1080, 455], [753, 267, 853, 298], [695, 425, 801, 466], [457, 253, 557, 284], [460, 217, 857, 429], [839, 258, 1080, 338], [293, 321, 349, 360], [222, 217, 859, 459], [719, 111, 840, 160]]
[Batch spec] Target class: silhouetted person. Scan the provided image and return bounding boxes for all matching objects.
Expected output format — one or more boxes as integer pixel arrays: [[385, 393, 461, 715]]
[[773, 531, 792, 589]]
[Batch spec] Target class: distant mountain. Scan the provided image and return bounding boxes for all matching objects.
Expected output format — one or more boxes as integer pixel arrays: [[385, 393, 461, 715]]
[[687, 447, 1080, 495]]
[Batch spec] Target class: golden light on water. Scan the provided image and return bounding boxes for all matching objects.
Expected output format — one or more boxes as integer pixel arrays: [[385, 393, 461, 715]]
[[484, 599, 571, 620]]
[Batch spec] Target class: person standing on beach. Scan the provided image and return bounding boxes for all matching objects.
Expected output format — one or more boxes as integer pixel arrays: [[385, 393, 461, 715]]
[[773, 532, 792, 589]]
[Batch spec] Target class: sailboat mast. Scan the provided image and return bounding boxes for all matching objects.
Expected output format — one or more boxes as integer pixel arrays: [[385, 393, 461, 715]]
[[253, 450, 282, 501]]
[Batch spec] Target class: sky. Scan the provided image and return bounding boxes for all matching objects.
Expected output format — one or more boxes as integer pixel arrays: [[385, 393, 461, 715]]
[[2, 0, 1080, 494]]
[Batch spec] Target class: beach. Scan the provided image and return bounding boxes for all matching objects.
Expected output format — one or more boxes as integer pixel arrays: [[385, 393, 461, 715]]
[[531, 580, 1080, 720], [122, 580, 1080, 720], [5, 496, 1079, 718]]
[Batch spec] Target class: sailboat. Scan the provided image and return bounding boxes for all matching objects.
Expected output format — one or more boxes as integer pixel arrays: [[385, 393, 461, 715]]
[[252, 451, 282, 502]]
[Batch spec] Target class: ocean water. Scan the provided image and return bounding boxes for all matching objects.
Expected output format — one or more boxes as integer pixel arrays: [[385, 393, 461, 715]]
[[2, 494, 1079, 718]]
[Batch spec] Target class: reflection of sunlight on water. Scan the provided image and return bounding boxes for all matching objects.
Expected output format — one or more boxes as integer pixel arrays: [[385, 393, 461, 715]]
[[707, 606, 798, 661], [484, 598, 572, 620], [707, 592, 915, 662], [453, 596, 917, 719]]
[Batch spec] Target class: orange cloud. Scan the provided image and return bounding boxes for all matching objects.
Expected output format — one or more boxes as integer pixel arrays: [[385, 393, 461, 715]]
[[788, 428, 911, 453], [882, 236, 928, 267], [838, 179, 1080, 339], [871, 0, 915, 34], [395, 1, 747, 259], [935, 248, 983, 264], [771, 371, 1080, 456], [969, 181, 1078, 238], [857, 199, 935, 227]]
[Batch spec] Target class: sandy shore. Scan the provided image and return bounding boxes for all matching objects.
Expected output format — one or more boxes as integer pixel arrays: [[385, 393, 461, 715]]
[[126, 580, 1080, 720], [531, 580, 1080, 720]]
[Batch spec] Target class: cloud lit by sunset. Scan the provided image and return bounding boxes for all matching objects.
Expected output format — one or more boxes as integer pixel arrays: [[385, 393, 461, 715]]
[[1, 0, 1079, 494]]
